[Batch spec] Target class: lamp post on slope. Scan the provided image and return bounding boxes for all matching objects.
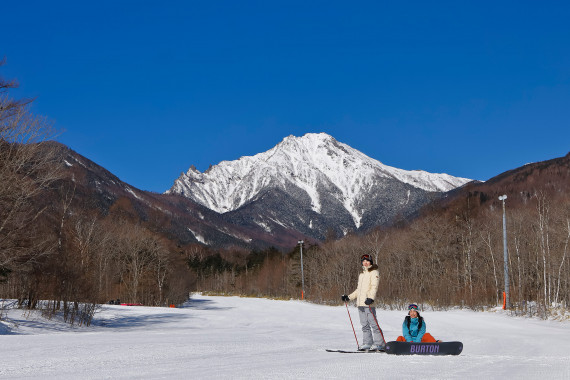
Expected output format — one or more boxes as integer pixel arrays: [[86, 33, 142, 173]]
[[298, 240, 305, 300], [499, 195, 510, 309]]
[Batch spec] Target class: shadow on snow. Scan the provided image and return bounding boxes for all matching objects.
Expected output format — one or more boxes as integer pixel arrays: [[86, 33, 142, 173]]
[[180, 297, 234, 311]]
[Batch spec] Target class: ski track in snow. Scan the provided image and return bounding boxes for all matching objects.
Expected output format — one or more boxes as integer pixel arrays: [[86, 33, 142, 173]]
[[1, 294, 569, 379]]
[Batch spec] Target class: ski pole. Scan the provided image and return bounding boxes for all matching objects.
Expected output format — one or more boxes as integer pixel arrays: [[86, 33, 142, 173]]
[[345, 302, 360, 349], [368, 305, 386, 344]]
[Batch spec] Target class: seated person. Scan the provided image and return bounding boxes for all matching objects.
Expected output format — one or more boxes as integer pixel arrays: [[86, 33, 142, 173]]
[[396, 303, 440, 343]]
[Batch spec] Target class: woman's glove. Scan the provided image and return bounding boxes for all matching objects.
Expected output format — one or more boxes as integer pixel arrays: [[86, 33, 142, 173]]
[[364, 298, 374, 305], [341, 295, 349, 302]]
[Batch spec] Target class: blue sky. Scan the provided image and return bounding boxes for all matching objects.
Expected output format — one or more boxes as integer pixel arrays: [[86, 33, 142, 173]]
[[3, 1, 569, 192]]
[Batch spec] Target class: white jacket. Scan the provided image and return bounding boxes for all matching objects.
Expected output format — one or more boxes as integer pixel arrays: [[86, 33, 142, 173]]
[[348, 264, 380, 307]]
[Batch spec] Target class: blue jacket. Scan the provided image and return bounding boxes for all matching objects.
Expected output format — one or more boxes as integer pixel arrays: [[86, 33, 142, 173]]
[[402, 317, 426, 342]]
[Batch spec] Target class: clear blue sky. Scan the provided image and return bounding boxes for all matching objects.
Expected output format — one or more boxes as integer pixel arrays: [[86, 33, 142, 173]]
[[3, 1, 569, 192]]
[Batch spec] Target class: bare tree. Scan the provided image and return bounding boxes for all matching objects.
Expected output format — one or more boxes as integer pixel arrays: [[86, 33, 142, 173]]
[[366, 229, 386, 264], [534, 192, 551, 308], [152, 242, 169, 305], [0, 58, 33, 122], [480, 227, 500, 306], [73, 216, 113, 299], [554, 218, 570, 305], [0, 61, 62, 282], [115, 224, 167, 303]]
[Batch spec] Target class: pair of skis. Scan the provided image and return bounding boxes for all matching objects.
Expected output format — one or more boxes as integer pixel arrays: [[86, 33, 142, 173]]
[[326, 348, 385, 354]]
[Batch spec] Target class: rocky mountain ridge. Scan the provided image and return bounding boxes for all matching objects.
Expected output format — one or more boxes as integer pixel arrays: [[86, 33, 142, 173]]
[[168, 133, 472, 237], [42, 142, 568, 250]]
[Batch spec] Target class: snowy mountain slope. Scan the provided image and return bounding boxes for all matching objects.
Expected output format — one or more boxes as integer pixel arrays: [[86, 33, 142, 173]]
[[1, 295, 569, 379], [168, 133, 471, 233], [53, 144, 281, 249]]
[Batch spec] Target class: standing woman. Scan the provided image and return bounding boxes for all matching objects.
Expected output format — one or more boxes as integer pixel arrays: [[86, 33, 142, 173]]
[[341, 254, 385, 350]]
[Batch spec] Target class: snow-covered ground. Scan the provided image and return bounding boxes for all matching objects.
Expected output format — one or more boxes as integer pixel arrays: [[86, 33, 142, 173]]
[[1, 294, 569, 379]]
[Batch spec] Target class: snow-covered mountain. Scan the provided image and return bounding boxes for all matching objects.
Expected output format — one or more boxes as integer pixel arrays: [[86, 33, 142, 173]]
[[167, 133, 471, 238]]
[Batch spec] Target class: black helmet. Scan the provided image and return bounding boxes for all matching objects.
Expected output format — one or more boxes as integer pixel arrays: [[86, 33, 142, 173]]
[[360, 254, 373, 265]]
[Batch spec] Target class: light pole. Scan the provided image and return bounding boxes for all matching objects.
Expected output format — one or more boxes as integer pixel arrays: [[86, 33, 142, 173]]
[[499, 195, 509, 309], [298, 240, 305, 300]]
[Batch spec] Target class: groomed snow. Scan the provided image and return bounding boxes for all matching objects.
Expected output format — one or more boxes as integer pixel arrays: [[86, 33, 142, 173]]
[[1, 294, 569, 379]]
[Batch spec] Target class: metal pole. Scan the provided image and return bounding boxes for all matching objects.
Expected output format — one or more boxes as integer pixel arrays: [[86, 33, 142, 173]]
[[298, 240, 305, 300], [499, 195, 510, 309]]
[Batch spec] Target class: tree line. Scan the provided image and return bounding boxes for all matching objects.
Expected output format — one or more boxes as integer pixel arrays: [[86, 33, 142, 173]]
[[188, 188, 569, 318]]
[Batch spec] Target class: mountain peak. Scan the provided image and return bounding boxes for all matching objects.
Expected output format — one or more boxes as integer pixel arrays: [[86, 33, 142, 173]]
[[274, 133, 339, 156], [283, 132, 334, 143], [167, 133, 471, 230]]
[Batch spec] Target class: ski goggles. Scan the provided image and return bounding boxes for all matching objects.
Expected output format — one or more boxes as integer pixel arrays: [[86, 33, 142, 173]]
[[360, 254, 372, 262], [408, 304, 419, 311]]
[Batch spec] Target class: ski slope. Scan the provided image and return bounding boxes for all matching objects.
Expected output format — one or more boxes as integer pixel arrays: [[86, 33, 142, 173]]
[[1, 294, 569, 379]]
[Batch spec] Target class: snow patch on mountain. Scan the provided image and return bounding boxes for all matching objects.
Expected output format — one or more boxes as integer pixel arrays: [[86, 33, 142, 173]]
[[187, 228, 207, 245], [255, 220, 272, 233], [125, 187, 142, 201]]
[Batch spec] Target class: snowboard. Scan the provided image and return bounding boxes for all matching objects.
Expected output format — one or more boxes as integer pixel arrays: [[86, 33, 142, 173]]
[[384, 341, 463, 355]]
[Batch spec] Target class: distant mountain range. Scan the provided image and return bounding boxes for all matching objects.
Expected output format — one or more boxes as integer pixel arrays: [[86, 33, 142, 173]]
[[49, 134, 568, 250], [167, 133, 471, 241]]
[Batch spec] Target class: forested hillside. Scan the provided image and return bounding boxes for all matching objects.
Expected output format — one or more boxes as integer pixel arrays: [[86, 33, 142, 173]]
[[191, 154, 570, 318]]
